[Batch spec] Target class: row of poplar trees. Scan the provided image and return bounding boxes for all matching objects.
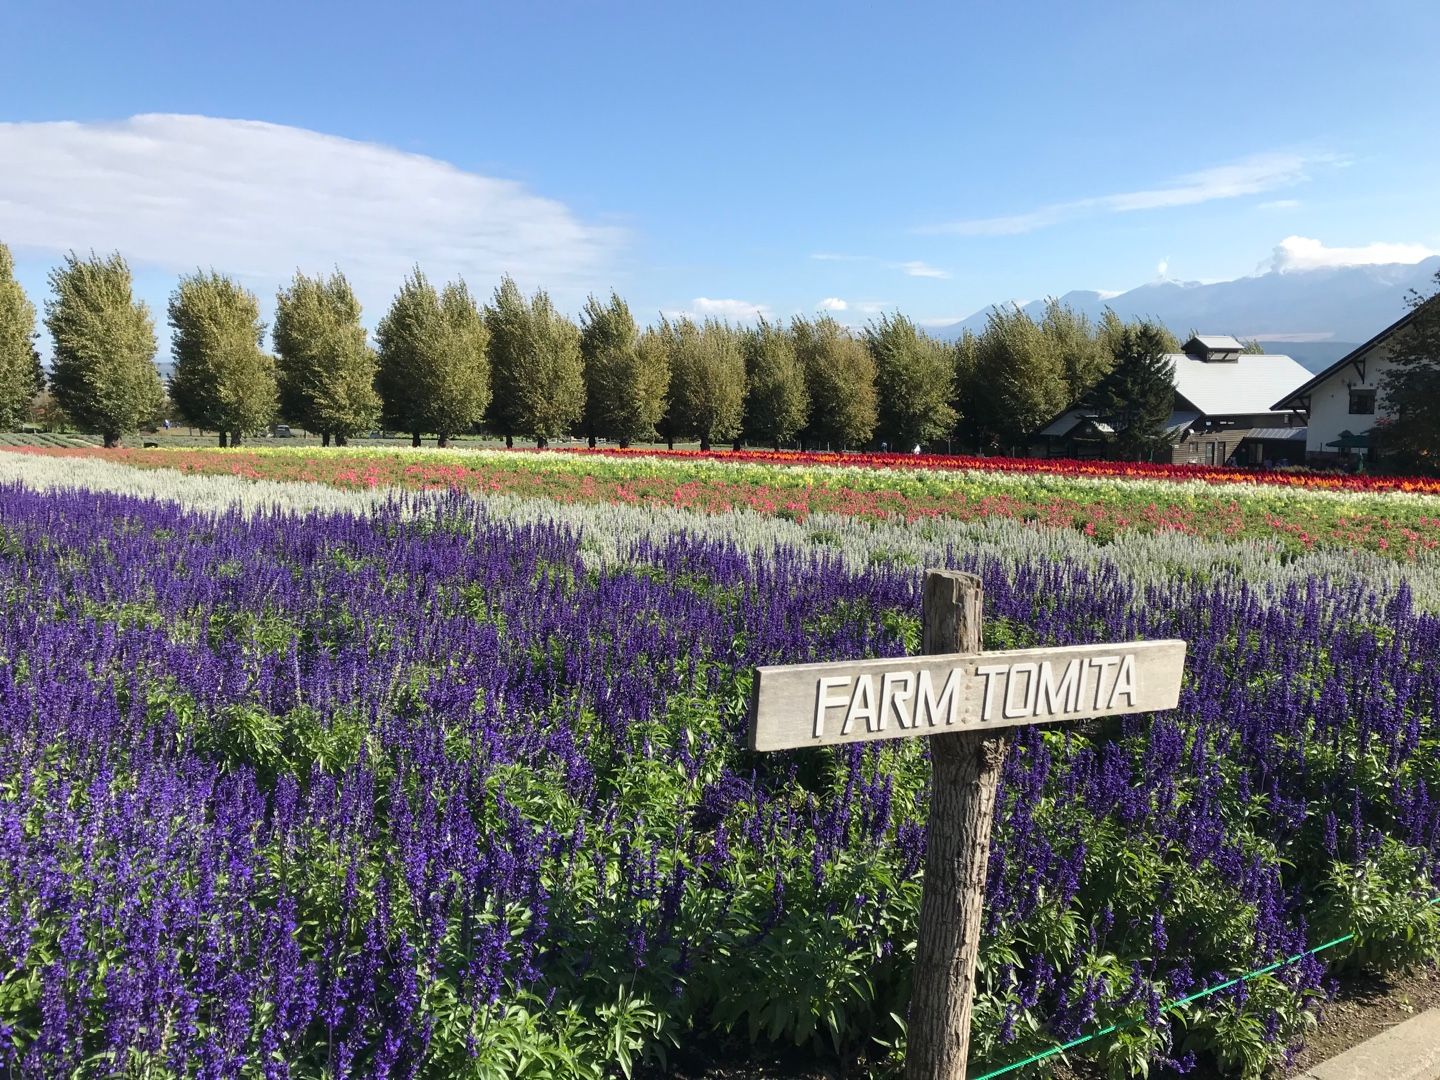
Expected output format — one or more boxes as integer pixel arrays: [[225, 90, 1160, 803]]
[[0, 244, 1182, 453]]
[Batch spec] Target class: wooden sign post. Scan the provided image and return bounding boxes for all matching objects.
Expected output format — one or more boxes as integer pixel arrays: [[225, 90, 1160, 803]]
[[747, 569, 1186, 1079]]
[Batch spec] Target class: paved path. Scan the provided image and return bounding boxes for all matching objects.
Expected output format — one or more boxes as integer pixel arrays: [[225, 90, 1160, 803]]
[[1291, 1005, 1440, 1080]]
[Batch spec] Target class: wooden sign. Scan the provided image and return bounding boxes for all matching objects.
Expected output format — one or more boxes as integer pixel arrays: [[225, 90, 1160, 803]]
[[748, 639, 1186, 751], [744, 569, 1188, 1080]]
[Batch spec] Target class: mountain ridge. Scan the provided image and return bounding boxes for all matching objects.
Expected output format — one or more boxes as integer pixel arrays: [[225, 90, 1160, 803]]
[[932, 257, 1439, 372]]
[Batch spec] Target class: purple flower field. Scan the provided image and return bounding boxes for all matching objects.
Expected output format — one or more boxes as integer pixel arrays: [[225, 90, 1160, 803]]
[[1, 480, 1438, 1078]]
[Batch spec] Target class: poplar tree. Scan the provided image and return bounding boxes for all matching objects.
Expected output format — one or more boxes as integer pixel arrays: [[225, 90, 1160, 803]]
[[742, 318, 809, 449], [273, 270, 379, 445], [580, 292, 667, 447], [792, 315, 877, 450], [964, 305, 1068, 452], [664, 317, 746, 451], [483, 276, 584, 447], [168, 271, 276, 447], [865, 313, 956, 449], [1042, 298, 1111, 403], [952, 329, 980, 443], [45, 251, 165, 447], [376, 269, 490, 447], [0, 243, 38, 430], [1089, 321, 1177, 461]]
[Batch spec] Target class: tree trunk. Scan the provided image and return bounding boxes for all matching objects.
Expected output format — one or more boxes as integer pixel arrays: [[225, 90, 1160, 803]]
[[667, 434, 675, 450], [732, 438, 742, 452], [322, 432, 331, 447], [905, 570, 1008, 1080], [505, 434, 514, 449], [619, 437, 630, 449], [231, 431, 242, 447], [336, 434, 347, 447], [588, 435, 597, 449], [412, 431, 421, 448], [218, 430, 229, 448], [103, 432, 120, 449], [437, 433, 449, 448], [699, 435, 711, 451]]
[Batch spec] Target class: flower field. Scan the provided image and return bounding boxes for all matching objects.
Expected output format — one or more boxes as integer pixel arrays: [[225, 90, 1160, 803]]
[[2, 451, 1440, 1078], [13, 445, 1440, 559]]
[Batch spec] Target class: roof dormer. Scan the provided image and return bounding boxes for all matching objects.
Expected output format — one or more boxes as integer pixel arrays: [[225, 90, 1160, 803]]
[[1183, 334, 1244, 362]]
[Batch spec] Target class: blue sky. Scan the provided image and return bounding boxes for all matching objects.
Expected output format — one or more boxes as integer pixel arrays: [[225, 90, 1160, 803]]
[[2, 0, 1438, 336]]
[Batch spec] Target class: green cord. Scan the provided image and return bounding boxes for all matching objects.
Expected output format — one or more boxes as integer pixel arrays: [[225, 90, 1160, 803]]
[[971, 896, 1440, 1080]]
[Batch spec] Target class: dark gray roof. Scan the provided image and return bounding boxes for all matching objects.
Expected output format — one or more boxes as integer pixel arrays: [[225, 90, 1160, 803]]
[[1036, 408, 1089, 438], [1164, 411, 1202, 436], [1244, 427, 1307, 442]]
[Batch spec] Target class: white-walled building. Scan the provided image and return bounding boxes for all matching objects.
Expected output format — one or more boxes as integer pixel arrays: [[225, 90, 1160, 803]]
[[1271, 307, 1422, 463]]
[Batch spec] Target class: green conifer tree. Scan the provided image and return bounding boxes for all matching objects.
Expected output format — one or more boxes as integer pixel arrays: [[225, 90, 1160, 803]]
[[1089, 321, 1177, 461]]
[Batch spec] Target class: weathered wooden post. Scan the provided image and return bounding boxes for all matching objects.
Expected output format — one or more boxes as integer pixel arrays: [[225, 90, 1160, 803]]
[[906, 570, 1002, 1078], [747, 568, 1187, 1079]]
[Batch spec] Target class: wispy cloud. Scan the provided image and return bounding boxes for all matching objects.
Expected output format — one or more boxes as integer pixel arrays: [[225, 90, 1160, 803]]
[[1265, 235, 1438, 273], [897, 260, 950, 279], [853, 300, 889, 315], [0, 114, 624, 311], [665, 297, 772, 323], [1250, 331, 1337, 342], [920, 152, 1335, 236], [1258, 199, 1301, 210], [809, 253, 950, 280], [817, 297, 848, 311]]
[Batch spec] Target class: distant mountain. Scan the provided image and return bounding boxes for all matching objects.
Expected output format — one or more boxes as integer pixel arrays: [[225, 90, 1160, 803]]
[[1256, 341, 1359, 374], [933, 257, 1439, 368]]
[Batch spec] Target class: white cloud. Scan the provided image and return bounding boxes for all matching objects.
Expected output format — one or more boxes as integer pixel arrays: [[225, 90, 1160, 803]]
[[817, 297, 847, 311], [1250, 331, 1337, 342], [0, 114, 624, 310], [1259, 199, 1301, 210], [667, 297, 772, 323], [809, 252, 866, 262], [853, 300, 889, 314], [1157, 257, 1170, 277], [921, 152, 1334, 236], [1265, 235, 1438, 273], [898, 260, 950, 279]]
